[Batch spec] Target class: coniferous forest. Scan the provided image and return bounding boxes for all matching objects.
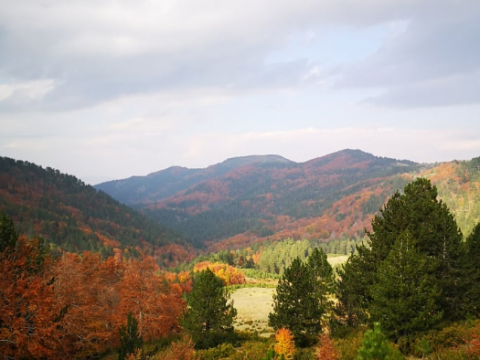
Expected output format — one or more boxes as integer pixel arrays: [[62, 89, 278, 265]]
[[2, 153, 480, 359]]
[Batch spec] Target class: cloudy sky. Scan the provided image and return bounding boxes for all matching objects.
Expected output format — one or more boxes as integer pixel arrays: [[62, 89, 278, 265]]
[[1, 0, 479, 184]]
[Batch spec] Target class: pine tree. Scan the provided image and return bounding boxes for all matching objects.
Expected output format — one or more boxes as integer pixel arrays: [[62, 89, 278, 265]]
[[367, 178, 463, 320], [357, 323, 403, 360], [0, 211, 17, 253], [118, 312, 143, 360], [181, 268, 237, 349], [462, 222, 480, 315], [334, 244, 374, 329], [308, 248, 335, 315], [370, 231, 443, 342], [269, 257, 322, 347], [336, 178, 464, 332]]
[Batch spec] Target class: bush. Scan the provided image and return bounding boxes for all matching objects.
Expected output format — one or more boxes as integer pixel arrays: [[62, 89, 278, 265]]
[[228, 341, 272, 360], [336, 329, 364, 360], [196, 343, 236, 360], [412, 321, 477, 356]]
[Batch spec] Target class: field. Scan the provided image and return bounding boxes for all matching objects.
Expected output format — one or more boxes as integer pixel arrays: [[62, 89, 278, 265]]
[[231, 287, 276, 336], [327, 254, 349, 267], [231, 254, 349, 336]]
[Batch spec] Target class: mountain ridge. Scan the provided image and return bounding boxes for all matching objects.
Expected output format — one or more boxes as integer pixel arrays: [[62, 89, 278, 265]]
[[96, 149, 413, 205], [96, 149, 422, 247]]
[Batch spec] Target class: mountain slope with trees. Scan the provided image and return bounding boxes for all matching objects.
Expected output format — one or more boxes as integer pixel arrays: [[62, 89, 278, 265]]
[[96, 150, 480, 252], [0, 157, 192, 265], [97, 150, 419, 247]]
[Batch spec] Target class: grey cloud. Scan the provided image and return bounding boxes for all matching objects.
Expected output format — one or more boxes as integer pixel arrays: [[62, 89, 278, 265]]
[[337, 1, 480, 107], [365, 72, 480, 108], [0, 0, 477, 112]]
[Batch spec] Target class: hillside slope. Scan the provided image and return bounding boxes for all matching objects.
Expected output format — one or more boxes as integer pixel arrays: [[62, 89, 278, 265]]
[[0, 157, 192, 265], [96, 154, 292, 204], [207, 156, 480, 252], [98, 150, 419, 247]]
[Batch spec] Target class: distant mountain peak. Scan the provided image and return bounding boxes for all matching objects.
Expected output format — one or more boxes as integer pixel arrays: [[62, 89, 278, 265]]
[[214, 154, 293, 168]]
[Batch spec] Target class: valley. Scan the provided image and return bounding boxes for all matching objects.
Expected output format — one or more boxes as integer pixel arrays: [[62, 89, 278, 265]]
[[1, 150, 480, 359]]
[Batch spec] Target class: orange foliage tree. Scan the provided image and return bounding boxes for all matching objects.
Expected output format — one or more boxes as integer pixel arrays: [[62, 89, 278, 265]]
[[193, 261, 245, 285], [316, 332, 339, 360], [117, 257, 185, 341], [0, 237, 61, 359], [53, 252, 123, 357], [1, 240, 186, 359], [274, 328, 296, 360]]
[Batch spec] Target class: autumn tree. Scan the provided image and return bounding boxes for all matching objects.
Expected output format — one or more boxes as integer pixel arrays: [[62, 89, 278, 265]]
[[316, 332, 339, 360], [0, 236, 60, 359], [274, 328, 296, 360], [117, 257, 184, 341], [53, 252, 123, 357], [182, 268, 237, 349], [156, 335, 196, 360]]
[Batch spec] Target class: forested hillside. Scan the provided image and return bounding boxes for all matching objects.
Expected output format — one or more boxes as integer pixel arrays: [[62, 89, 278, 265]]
[[98, 150, 418, 247], [96, 154, 292, 204], [97, 150, 480, 253], [421, 157, 480, 237], [0, 157, 192, 265]]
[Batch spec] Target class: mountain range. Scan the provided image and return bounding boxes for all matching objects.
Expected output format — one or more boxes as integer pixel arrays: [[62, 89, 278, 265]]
[[96, 149, 448, 250], [2, 149, 479, 265]]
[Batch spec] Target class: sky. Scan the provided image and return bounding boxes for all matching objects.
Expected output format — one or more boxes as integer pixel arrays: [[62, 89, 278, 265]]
[[1, 0, 479, 184]]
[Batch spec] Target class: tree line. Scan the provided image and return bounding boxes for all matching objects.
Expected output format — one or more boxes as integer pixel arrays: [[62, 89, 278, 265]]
[[265, 178, 480, 357]]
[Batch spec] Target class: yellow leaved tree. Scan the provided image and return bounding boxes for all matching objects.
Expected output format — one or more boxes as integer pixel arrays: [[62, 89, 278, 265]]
[[274, 328, 296, 360]]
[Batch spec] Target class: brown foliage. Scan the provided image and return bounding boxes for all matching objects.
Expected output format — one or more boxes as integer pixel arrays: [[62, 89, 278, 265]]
[[467, 324, 480, 357], [0, 237, 61, 359], [316, 333, 339, 360], [0, 243, 186, 359], [154, 336, 197, 360]]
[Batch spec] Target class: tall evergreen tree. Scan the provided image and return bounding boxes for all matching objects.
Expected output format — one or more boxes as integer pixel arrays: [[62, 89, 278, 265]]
[[118, 312, 143, 360], [308, 248, 335, 314], [370, 231, 443, 342], [0, 211, 17, 253], [182, 268, 237, 349], [368, 178, 463, 320], [462, 222, 480, 315], [336, 178, 464, 332], [269, 257, 322, 347], [334, 245, 374, 329]]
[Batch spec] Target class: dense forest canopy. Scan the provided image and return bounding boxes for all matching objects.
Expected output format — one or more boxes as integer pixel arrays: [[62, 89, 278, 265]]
[[0, 156, 192, 266]]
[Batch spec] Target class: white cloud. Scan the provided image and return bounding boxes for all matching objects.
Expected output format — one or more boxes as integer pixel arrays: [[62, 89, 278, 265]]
[[0, 0, 479, 183], [2, 0, 473, 111]]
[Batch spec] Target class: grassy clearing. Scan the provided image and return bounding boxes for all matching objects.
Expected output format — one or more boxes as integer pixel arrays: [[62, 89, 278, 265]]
[[327, 254, 349, 267], [230, 254, 348, 337], [231, 287, 276, 337]]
